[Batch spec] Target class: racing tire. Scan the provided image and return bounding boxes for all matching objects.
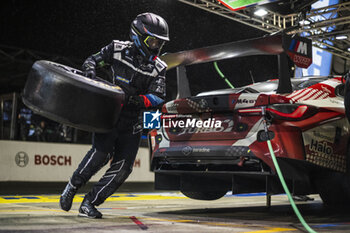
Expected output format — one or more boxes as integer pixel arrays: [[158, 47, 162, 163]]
[[314, 172, 350, 207], [344, 76, 350, 123], [341, 145, 350, 205], [181, 191, 227, 201], [22, 60, 125, 133]]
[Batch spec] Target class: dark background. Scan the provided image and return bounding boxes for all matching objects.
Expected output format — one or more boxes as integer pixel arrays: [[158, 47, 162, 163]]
[[0, 0, 278, 100]]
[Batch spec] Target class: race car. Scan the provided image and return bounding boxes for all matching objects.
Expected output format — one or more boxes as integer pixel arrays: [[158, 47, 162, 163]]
[[148, 34, 350, 206]]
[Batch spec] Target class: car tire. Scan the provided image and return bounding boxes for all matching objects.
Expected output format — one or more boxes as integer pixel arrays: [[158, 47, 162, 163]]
[[314, 172, 350, 206], [22, 60, 125, 133], [345, 76, 350, 122], [181, 191, 227, 200], [341, 145, 350, 204]]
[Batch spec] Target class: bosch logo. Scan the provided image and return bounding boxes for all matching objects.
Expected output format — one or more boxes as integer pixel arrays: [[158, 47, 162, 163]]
[[15, 151, 29, 167], [34, 154, 72, 166]]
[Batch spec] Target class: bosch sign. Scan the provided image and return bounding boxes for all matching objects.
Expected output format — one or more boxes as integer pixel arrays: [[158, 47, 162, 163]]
[[15, 152, 29, 167], [34, 155, 72, 166]]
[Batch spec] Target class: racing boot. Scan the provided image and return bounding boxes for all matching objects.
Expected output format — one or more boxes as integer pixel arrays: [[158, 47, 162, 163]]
[[59, 181, 77, 211], [78, 196, 102, 219]]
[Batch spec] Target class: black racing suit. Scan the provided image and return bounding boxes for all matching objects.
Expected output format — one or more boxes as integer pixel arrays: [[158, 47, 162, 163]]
[[70, 40, 167, 206]]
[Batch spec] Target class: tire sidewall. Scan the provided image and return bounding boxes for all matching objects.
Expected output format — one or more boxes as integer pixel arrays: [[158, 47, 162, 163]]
[[36, 60, 123, 95]]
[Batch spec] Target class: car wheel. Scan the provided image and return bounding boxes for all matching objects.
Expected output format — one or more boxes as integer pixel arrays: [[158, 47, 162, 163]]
[[341, 145, 350, 204], [314, 172, 350, 206], [344, 76, 350, 122], [181, 191, 227, 200], [22, 60, 125, 133]]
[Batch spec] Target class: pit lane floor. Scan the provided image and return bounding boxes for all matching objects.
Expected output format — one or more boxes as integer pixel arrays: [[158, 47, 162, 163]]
[[1, 192, 350, 233]]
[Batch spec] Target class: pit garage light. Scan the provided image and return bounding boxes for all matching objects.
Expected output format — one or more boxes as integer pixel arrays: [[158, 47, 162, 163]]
[[348, 47, 350, 52], [299, 20, 310, 25], [254, 8, 268, 17], [335, 35, 348, 40]]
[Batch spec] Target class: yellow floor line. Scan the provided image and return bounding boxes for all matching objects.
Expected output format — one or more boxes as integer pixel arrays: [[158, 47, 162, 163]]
[[0, 194, 186, 204], [0, 209, 69, 213], [0, 203, 78, 214], [241, 228, 297, 233]]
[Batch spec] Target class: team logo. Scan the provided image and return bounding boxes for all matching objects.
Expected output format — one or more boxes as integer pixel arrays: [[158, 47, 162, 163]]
[[289, 39, 308, 55], [15, 151, 29, 167], [143, 110, 162, 129], [283, 35, 312, 69]]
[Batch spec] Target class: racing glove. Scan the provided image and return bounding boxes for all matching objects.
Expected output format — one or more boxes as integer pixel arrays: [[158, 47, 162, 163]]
[[126, 94, 164, 109], [83, 69, 96, 79], [127, 95, 144, 108], [82, 59, 97, 79]]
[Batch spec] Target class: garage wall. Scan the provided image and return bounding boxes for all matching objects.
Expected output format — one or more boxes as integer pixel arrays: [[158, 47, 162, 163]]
[[0, 140, 153, 182]]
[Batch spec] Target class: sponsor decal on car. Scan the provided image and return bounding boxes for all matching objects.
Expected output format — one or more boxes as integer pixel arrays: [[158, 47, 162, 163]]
[[165, 102, 179, 112], [309, 139, 333, 155], [176, 119, 234, 136], [182, 146, 193, 156], [302, 118, 348, 172], [181, 146, 211, 156], [312, 131, 333, 142]]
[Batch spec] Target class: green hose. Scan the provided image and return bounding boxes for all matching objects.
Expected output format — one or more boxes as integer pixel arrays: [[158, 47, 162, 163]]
[[213, 62, 316, 232], [213, 61, 234, 89], [266, 137, 317, 233]]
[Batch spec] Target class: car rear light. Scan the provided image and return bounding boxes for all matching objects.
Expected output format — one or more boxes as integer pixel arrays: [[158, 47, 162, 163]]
[[266, 104, 317, 120], [237, 104, 317, 120]]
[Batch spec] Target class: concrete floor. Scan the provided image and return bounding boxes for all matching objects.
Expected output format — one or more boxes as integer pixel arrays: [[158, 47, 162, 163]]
[[0, 192, 350, 233]]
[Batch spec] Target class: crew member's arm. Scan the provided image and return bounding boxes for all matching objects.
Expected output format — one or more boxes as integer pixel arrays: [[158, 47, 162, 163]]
[[81, 42, 114, 79], [128, 68, 166, 109]]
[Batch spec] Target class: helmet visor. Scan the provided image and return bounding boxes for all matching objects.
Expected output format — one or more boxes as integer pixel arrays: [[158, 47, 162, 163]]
[[144, 36, 165, 50]]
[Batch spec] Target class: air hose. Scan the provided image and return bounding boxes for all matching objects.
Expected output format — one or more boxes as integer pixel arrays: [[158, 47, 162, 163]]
[[262, 107, 316, 233], [213, 61, 235, 89]]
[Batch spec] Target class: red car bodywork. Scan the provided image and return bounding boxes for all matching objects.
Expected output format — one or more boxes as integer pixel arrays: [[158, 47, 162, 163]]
[[149, 76, 349, 201]]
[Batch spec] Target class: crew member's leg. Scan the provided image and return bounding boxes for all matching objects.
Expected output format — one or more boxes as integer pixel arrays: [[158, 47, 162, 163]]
[[60, 129, 117, 212], [79, 128, 141, 218]]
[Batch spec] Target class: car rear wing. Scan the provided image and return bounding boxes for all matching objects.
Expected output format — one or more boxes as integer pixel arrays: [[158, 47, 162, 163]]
[[160, 33, 312, 96]]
